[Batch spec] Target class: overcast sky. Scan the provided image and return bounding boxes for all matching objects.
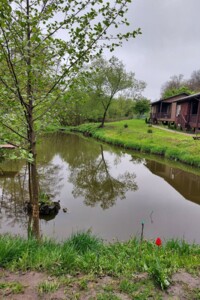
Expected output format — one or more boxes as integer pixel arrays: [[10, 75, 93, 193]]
[[111, 0, 200, 101]]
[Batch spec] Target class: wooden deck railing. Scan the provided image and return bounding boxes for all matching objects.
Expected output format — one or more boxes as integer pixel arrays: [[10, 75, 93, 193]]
[[152, 112, 171, 119]]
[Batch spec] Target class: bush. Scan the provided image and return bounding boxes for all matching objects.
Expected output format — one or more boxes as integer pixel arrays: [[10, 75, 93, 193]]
[[147, 129, 153, 133]]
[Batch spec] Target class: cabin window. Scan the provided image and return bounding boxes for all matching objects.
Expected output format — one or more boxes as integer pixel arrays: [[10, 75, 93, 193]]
[[191, 101, 198, 114], [176, 105, 181, 116], [161, 104, 170, 113]]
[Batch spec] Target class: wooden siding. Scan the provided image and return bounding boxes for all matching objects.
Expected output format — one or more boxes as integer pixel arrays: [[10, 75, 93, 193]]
[[151, 93, 200, 131], [171, 102, 177, 120]]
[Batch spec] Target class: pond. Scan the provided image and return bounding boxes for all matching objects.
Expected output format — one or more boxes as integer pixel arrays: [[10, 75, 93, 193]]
[[0, 132, 200, 243]]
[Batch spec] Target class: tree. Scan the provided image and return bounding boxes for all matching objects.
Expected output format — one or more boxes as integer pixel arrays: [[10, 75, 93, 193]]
[[161, 86, 193, 99], [160, 73, 197, 98], [56, 76, 90, 126], [0, 0, 140, 237], [161, 74, 187, 98], [134, 98, 150, 117], [161, 74, 184, 97], [188, 70, 200, 92], [89, 56, 146, 127], [107, 96, 135, 119]]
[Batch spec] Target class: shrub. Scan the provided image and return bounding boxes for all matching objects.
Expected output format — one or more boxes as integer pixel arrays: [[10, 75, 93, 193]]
[[147, 129, 153, 133]]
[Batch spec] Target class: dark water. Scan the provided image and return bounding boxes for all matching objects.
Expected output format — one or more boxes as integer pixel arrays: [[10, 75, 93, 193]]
[[0, 133, 200, 243]]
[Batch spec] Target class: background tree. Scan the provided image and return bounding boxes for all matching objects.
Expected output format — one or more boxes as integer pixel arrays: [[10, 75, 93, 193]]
[[107, 96, 135, 120], [0, 0, 140, 236], [160, 74, 192, 98], [133, 98, 150, 117], [160, 70, 200, 99], [88, 56, 146, 127], [55, 57, 146, 126], [56, 76, 90, 126], [187, 70, 200, 92]]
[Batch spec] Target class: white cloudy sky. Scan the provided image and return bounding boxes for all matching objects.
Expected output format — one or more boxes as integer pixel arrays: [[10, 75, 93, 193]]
[[112, 0, 200, 101]]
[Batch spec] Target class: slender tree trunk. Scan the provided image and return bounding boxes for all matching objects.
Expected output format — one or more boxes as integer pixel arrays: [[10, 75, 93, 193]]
[[27, 107, 40, 239], [28, 206, 40, 240], [99, 104, 110, 128], [26, 0, 40, 239]]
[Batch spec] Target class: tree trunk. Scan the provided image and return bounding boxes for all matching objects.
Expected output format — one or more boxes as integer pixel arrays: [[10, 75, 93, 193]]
[[99, 105, 109, 128], [28, 126, 40, 239], [26, 0, 40, 239]]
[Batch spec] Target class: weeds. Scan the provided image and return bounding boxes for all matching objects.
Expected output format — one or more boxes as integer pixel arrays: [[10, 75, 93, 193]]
[[38, 280, 60, 294], [96, 292, 121, 300], [0, 233, 199, 290], [67, 231, 103, 254], [78, 279, 88, 290], [119, 279, 137, 293], [0, 281, 24, 294]]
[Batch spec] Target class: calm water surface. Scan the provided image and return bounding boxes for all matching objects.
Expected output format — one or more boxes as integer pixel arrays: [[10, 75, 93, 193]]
[[0, 133, 200, 243]]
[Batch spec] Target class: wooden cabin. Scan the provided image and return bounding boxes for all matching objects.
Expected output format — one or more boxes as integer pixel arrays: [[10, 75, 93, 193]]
[[175, 92, 200, 132], [150, 93, 189, 124], [150, 92, 200, 132]]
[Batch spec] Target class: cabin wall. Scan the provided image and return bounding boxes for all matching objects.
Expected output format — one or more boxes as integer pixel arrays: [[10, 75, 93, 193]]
[[175, 102, 189, 124], [151, 104, 159, 114], [180, 102, 189, 116], [171, 102, 177, 120]]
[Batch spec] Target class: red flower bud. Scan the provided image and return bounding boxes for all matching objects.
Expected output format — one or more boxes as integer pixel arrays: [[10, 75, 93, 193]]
[[155, 237, 162, 246]]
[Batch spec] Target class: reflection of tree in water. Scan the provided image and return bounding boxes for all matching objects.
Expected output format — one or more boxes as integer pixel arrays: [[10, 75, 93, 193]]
[[69, 145, 138, 209], [0, 160, 64, 231], [38, 162, 64, 201], [130, 155, 144, 164], [0, 165, 29, 228]]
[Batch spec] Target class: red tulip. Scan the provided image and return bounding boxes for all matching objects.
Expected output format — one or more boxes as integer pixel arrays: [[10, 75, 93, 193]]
[[155, 237, 162, 246]]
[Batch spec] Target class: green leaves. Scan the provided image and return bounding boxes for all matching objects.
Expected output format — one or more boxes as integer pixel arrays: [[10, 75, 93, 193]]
[[0, 0, 140, 162]]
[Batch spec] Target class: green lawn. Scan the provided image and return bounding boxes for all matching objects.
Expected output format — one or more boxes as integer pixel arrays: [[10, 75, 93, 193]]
[[72, 119, 200, 167]]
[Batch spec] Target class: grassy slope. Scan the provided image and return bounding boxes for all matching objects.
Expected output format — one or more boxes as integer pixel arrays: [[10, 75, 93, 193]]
[[72, 119, 200, 167]]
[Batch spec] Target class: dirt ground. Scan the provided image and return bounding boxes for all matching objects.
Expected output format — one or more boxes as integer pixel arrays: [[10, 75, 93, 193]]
[[0, 268, 199, 300]]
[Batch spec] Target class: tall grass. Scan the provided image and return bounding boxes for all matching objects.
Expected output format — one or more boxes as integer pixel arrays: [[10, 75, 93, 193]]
[[0, 233, 199, 289], [67, 231, 103, 254]]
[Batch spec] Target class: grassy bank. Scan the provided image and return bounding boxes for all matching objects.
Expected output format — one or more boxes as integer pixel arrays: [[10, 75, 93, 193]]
[[70, 119, 200, 168], [0, 233, 199, 298]]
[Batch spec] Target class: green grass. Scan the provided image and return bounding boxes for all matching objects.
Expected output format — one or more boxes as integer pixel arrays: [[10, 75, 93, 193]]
[[0, 233, 199, 290], [119, 278, 159, 299], [96, 292, 121, 300], [67, 231, 103, 254], [38, 280, 60, 294], [70, 119, 200, 168], [0, 281, 24, 294]]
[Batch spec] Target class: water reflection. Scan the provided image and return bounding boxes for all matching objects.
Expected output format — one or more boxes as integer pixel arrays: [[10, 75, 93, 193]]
[[145, 160, 200, 205], [69, 145, 138, 209], [0, 152, 64, 237], [0, 165, 28, 229], [0, 133, 200, 242]]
